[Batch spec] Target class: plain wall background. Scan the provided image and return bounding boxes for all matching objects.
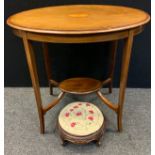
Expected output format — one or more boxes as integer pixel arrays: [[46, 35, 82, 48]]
[[4, 0, 151, 88]]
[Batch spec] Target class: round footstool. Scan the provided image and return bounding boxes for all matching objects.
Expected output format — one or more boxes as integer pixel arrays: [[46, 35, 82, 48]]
[[58, 102, 105, 146]]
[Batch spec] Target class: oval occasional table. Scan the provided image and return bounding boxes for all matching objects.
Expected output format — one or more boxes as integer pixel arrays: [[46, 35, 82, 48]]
[[7, 5, 150, 134]]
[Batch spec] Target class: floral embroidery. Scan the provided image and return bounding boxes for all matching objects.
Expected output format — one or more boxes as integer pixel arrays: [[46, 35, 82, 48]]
[[76, 112, 82, 116], [65, 112, 69, 117], [73, 105, 78, 109], [89, 110, 94, 114], [59, 102, 104, 136], [88, 116, 94, 121], [70, 122, 76, 127], [86, 103, 90, 106]]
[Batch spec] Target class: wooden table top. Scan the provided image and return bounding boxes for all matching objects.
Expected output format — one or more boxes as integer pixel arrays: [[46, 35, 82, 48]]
[[7, 5, 150, 35]]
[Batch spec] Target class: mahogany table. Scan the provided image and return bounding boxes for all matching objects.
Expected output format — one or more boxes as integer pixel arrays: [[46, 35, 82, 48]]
[[7, 5, 150, 134]]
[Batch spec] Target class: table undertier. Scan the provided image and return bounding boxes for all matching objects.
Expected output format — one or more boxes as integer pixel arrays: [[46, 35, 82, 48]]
[[59, 77, 102, 94]]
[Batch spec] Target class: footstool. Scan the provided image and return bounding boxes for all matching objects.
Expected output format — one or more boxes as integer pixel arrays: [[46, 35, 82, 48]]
[[58, 102, 105, 146]]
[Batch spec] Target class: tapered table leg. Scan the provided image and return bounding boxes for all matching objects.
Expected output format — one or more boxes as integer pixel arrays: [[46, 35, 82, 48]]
[[42, 43, 59, 95], [117, 30, 134, 131], [22, 32, 45, 134], [108, 40, 118, 93], [42, 43, 53, 95]]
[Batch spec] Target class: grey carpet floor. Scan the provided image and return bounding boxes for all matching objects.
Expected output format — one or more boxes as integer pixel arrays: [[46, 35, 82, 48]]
[[5, 88, 151, 155]]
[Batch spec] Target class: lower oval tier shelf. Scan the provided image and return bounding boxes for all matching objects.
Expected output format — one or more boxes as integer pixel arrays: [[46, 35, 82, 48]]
[[59, 77, 102, 94]]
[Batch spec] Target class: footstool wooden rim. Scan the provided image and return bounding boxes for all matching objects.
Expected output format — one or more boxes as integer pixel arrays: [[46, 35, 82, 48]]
[[58, 120, 105, 145], [57, 102, 105, 145]]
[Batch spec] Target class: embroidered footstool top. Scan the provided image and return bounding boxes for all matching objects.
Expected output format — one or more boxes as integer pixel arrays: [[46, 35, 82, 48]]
[[58, 102, 104, 136]]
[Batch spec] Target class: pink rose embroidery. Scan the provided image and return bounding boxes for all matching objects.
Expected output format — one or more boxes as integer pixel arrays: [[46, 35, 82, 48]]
[[70, 122, 76, 127], [70, 109, 74, 112], [76, 112, 82, 116], [65, 112, 69, 117], [78, 103, 82, 106], [88, 116, 94, 121], [89, 110, 94, 114], [86, 103, 90, 106], [73, 105, 78, 109]]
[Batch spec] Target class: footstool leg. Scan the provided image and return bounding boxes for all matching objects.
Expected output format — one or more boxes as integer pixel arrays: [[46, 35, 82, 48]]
[[60, 137, 67, 146], [96, 139, 101, 146], [60, 138, 65, 146], [117, 31, 134, 131]]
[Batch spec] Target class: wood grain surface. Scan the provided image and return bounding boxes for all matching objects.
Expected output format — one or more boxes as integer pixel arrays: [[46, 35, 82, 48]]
[[7, 5, 150, 34], [59, 77, 102, 94]]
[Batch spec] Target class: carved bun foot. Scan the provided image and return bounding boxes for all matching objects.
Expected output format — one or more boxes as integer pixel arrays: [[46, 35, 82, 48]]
[[61, 141, 68, 146], [60, 138, 67, 146], [95, 139, 101, 146]]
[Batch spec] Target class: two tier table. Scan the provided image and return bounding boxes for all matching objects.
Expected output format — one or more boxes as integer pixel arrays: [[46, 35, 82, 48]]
[[7, 5, 150, 134]]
